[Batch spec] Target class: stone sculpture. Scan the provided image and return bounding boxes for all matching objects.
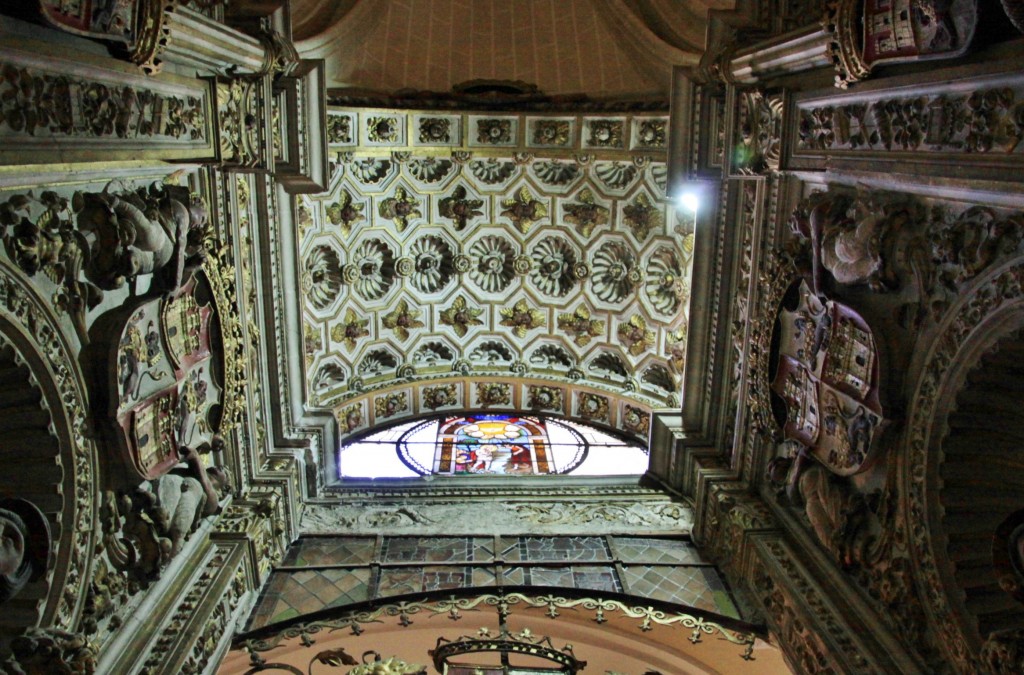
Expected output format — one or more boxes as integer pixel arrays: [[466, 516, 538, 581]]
[[0, 499, 50, 604]]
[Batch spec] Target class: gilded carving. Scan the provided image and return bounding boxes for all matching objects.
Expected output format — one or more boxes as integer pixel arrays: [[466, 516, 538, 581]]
[[622, 406, 650, 435], [529, 236, 579, 297], [587, 119, 624, 148], [327, 114, 352, 144], [563, 189, 610, 237], [622, 192, 664, 241], [347, 238, 396, 300], [409, 235, 455, 293], [325, 191, 364, 236], [418, 117, 451, 144], [476, 382, 511, 407], [617, 315, 655, 356], [378, 187, 421, 232], [367, 116, 399, 143], [734, 91, 783, 174], [381, 299, 424, 341], [645, 247, 687, 315], [527, 385, 563, 411], [499, 299, 546, 338], [591, 241, 642, 303], [500, 187, 547, 234], [636, 119, 667, 148], [467, 235, 516, 292], [532, 119, 570, 146], [557, 305, 605, 347], [4, 628, 97, 675], [578, 392, 609, 422], [423, 383, 458, 410], [476, 118, 512, 144], [332, 309, 370, 350], [374, 392, 408, 419], [439, 295, 483, 337], [217, 78, 262, 167], [438, 186, 483, 231]]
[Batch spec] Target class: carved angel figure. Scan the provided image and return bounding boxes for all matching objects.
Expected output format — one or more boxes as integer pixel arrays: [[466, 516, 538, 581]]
[[121, 446, 231, 578], [76, 183, 205, 292]]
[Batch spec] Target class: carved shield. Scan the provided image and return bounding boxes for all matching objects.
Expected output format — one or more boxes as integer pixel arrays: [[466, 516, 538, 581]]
[[38, 0, 136, 44], [771, 280, 885, 475], [861, 0, 977, 68], [111, 274, 222, 480]]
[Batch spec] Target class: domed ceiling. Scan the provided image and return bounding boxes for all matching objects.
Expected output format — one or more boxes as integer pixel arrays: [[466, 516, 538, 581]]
[[296, 107, 693, 453], [292, 0, 729, 96]]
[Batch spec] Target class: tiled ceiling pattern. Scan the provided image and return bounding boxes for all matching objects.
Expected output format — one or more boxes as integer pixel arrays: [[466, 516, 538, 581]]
[[293, 0, 720, 95], [298, 108, 693, 441]]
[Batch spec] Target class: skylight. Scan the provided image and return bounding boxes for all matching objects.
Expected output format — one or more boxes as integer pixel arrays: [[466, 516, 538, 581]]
[[339, 414, 649, 479]]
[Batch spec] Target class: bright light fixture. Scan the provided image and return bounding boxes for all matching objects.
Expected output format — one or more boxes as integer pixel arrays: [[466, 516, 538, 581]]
[[678, 191, 700, 213]]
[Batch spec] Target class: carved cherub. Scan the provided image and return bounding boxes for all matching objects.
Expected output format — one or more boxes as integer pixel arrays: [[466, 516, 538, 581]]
[[76, 183, 205, 292]]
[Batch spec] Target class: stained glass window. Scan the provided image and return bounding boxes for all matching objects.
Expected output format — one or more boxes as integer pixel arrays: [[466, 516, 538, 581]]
[[339, 414, 648, 479]]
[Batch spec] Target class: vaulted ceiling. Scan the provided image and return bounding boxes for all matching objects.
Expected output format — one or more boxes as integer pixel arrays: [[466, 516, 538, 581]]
[[292, 0, 733, 97]]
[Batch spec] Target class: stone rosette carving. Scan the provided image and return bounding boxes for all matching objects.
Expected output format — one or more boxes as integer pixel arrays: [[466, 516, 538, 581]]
[[577, 392, 610, 422], [500, 187, 547, 234], [529, 236, 580, 297], [346, 238, 396, 300], [563, 189, 610, 237], [374, 392, 408, 419], [367, 116, 399, 143], [468, 235, 517, 292], [438, 186, 483, 231], [499, 299, 546, 338], [591, 240, 642, 303], [409, 235, 455, 293], [381, 299, 424, 340], [532, 119, 570, 146], [558, 306, 605, 347], [527, 385, 563, 411], [476, 382, 511, 407], [476, 118, 512, 144], [324, 190, 364, 236], [439, 295, 484, 337], [302, 245, 342, 310], [378, 187, 421, 232], [331, 308, 370, 350]]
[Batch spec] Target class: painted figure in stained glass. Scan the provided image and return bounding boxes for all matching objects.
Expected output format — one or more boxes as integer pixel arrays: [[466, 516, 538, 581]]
[[439, 416, 550, 476]]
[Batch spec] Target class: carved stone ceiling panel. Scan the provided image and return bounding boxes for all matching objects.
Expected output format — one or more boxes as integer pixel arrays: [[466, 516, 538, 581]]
[[299, 108, 691, 443]]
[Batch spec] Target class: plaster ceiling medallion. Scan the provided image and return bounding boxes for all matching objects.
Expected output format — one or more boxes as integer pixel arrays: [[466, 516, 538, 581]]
[[529, 236, 583, 298], [500, 186, 548, 234], [499, 299, 547, 338], [408, 234, 455, 293], [467, 234, 518, 293], [312, 361, 346, 393], [591, 240, 642, 303], [381, 299, 425, 341], [302, 243, 343, 311], [558, 305, 606, 347], [378, 186, 422, 232], [332, 308, 370, 351], [345, 237, 396, 301], [617, 315, 656, 356], [359, 349, 399, 378], [589, 351, 630, 379], [438, 295, 484, 337], [642, 363, 676, 395], [469, 339, 516, 366], [412, 341, 455, 367]]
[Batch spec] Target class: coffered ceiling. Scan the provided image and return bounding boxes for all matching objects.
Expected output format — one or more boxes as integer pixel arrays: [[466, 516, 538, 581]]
[[296, 108, 693, 450]]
